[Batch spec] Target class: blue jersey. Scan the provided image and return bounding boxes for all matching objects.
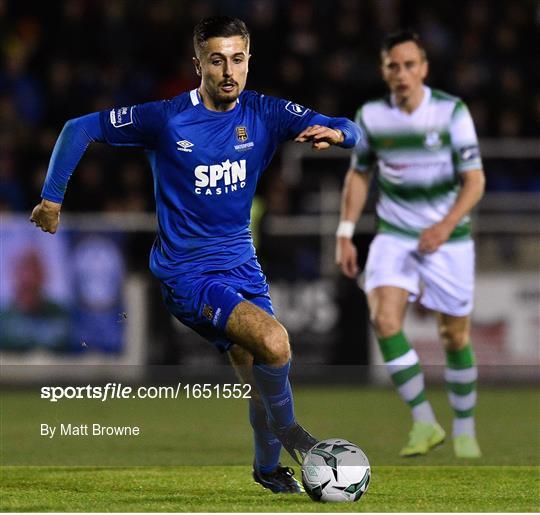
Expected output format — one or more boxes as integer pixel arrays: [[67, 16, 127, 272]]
[[42, 89, 360, 282], [98, 89, 359, 280]]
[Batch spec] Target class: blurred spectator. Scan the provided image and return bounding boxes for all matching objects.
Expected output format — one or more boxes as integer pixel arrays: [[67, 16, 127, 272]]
[[466, 0, 490, 32], [0, 153, 25, 211], [1, 38, 43, 124], [278, 55, 307, 101], [497, 110, 523, 138], [63, 160, 106, 212], [467, 99, 489, 137], [417, 11, 453, 60], [525, 94, 540, 137]]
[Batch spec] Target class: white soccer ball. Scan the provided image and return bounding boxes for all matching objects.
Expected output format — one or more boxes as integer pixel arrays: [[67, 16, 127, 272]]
[[301, 438, 371, 503]]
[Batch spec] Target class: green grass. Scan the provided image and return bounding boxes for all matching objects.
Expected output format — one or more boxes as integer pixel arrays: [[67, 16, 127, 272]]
[[1, 387, 539, 511], [1, 466, 538, 512]]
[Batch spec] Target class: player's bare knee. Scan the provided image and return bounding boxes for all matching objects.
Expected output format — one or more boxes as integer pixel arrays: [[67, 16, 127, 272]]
[[261, 323, 290, 365], [439, 324, 469, 351], [371, 311, 402, 338]]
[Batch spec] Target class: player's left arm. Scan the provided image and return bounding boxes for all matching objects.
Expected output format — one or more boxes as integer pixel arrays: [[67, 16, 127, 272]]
[[419, 99, 485, 253], [265, 96, 360, 149], [294, 114, 361, 150], [418, 169, 485, 253]]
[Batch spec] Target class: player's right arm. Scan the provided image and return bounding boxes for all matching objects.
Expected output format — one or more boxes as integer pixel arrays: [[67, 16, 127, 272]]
[[335, 169, 371, 278], [335, 107, 375, 278], [30, 101, 169, 234], [30, 112, 103, 233]]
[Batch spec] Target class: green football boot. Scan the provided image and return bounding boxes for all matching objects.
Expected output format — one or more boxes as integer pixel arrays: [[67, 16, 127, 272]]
[[453, 434, 482, 458], [399, 421, 446, 457]]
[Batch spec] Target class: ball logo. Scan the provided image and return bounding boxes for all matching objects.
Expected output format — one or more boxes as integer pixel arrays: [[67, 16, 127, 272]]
[[194, 159, 247, 195]]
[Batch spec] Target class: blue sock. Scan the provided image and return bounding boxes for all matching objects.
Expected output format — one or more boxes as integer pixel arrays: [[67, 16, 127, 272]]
[[249, 400, 282, 474], [252, 361, 295, 431]]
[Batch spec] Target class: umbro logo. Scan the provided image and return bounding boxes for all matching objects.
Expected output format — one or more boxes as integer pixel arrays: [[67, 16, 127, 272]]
[[177, 140, 194, 152]]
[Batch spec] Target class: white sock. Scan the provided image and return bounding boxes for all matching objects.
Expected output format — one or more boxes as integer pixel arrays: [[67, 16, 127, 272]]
[[411, 400, 436, 423], [453, 417, 475, 437]]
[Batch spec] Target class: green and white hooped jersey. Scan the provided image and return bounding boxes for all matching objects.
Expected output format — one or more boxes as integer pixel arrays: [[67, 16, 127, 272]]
[[351, 86, 482, 240]]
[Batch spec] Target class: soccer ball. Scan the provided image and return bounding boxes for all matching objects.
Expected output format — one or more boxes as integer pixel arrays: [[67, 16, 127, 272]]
[[301, 438, 371, 503]]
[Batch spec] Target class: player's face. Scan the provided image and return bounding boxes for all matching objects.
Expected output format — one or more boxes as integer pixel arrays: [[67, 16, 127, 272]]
[[194, 36, 250, 111], [381, 41, 428, 103]]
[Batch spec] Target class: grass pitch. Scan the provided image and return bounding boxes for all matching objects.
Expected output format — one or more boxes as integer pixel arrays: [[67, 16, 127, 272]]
[[2, 465, 538, 512], [1, 386, 539, 511]]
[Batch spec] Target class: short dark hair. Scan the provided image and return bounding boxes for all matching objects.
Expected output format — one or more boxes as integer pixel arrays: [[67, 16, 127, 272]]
[[193, 16, 250, 56], [381, 30, 426, 59]]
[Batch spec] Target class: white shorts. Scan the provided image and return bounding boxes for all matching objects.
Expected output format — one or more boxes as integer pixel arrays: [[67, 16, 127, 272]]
[[364, 233, 475, 316]]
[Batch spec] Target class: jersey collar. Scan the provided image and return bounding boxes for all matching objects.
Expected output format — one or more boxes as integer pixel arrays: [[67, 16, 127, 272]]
[[391, 85, 431, 118], [189, 88, 241, 111], [189, 89, 200, 106]]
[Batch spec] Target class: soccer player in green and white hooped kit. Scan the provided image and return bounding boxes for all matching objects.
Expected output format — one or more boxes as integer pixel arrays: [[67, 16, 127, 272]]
[[336, 31, 485, 458]]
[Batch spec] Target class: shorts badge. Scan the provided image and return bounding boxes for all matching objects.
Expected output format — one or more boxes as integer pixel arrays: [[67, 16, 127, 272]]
[[202, 304, 214, 320]]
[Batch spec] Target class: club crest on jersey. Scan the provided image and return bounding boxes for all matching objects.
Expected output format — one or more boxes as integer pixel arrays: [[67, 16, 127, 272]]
[[234, 126, 254, 152], [194, 159, 247, 195], [424, 130, 442, 150], [236, 126, 248, 142]]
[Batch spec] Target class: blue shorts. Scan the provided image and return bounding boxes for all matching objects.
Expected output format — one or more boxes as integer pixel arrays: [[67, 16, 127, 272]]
[[160, 256, 274, 352]]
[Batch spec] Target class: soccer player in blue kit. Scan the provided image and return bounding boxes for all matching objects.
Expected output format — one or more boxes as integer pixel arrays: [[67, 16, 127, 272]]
[[30, 17, 361, 494]]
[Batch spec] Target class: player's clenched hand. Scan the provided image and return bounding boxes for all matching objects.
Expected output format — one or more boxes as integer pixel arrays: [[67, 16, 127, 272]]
[[335, 237, 358, 278], [418, 220, 453, 254], [30, 199, 62, 234], [294, 125, 344, 150]]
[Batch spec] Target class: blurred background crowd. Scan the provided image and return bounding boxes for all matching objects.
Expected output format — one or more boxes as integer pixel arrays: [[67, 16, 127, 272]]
[[0, 0, 539, 215]]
